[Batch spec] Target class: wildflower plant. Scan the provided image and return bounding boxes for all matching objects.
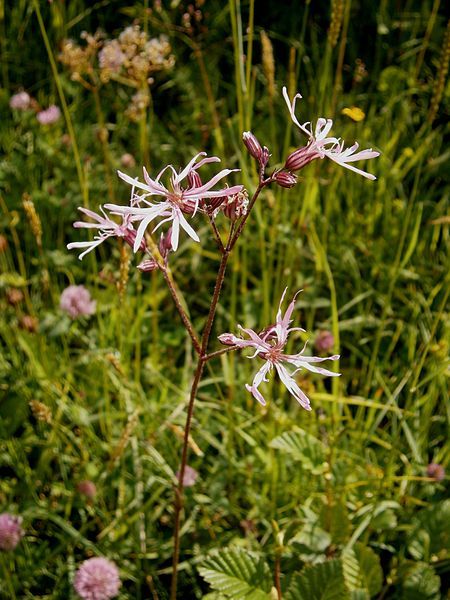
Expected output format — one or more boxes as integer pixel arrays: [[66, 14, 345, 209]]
[[68, 86, 379, 598]]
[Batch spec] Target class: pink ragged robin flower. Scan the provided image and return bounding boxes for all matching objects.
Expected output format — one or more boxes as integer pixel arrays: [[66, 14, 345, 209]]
[[282, 87, 380, 180], [105, 152, 243, 252], [219, 289, 340, 409], [67, 206, 146, 260]]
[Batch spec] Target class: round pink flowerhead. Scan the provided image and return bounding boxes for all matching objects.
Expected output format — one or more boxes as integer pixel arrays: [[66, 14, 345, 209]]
[[77, 480, 97, 500], [74, 557, 121, 600], [314, 330, 335, 353], [0, 513, 24, 551], [10, 91, 31, 110], [37, 105, 61, 125], [176, 465, 198, 487], [60, 285, 96, 319], [426, 463, 445, 482]]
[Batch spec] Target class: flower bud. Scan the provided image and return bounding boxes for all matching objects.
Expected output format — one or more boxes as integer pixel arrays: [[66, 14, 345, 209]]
[[159, 227, 173, 259], [285, 145, 319, 171], [218, 333, 236, 346], [137, 258, 159, 272], [274, 170, 297, 189], [243, 131, 263, 160], [187, 169, 202, 189]]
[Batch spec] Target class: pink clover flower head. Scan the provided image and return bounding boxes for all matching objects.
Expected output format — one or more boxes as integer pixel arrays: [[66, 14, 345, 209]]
[[426, 463, 445, 482], [176, 465, 198, 487], [60, 285, 96, 318], [77, 480, 97, 499], [314, 330, 335, 353], [282, 86, 380, 180], [37, 105, 61, 125], [67, 206, 145, 260], [0, 513, 24, 551], [104, 152, 243, 252], [74, 557, 121, 600], [218, 288, 340, 409], [10, 91, 31, 110]]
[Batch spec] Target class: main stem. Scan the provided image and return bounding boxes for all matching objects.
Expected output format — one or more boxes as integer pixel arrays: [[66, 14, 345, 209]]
[[169, 180, 267, 599]]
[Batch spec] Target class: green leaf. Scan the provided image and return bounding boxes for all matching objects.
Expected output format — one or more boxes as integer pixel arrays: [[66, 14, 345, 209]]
[[353, 545, 383, 596], [286, 560, 350, 600], [407, 499, 450, 561], [342, 545, 382, 598], [398, 562, 441, 600], [269, 428, 326, 473], [291, 521, 332, 558], [198, 547, 272, 599]]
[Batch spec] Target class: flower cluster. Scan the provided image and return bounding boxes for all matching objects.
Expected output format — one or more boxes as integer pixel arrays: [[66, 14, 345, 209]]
[[59, 31, 102, 79], [219, 289, 340, 409], [68, 153, 243, 259]]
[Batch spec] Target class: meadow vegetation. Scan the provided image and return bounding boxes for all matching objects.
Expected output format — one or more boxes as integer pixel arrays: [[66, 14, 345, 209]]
[[0, 1, 449, 598]]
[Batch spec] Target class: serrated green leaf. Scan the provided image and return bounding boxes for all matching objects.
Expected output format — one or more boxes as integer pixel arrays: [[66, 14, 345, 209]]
[[320, 502, 350, 545], [270, 428, 326, 473], [198, 547, 272, 599], [286, 559, 350, 600], [407, 499, 450, 561], [342, 549, 363, 591], [399, 562, 441, 600], [354, 545, 383, 596]]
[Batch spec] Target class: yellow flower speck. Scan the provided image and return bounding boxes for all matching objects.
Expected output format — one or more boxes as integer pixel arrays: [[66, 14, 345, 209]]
[[341, 106, 365, 122]]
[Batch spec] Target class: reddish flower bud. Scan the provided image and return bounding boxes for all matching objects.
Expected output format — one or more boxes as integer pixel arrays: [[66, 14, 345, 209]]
[[187, 169, 202, 189], [137, 258, 159, 272], [260, 146, 270, 168], [285, 145, 320, 171], [274, 170, 297, 188], [218, 333, 236, 346], [243, 131, 263, 160], [159, 227, 173, 259]]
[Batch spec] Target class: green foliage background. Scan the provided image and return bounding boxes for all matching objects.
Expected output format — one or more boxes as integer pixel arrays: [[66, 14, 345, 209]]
[[0, 0, 448, 598]]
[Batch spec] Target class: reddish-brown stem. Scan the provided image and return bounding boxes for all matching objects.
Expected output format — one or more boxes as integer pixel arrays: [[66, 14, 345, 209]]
[[161, 268, 202, 355], [275, 554, 282, 599], [203, 346, 237, 362], [170, 175, 271, 599], [208, 214, 225, 254]]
